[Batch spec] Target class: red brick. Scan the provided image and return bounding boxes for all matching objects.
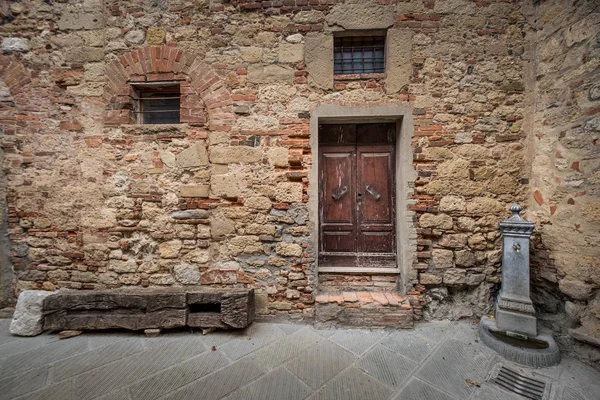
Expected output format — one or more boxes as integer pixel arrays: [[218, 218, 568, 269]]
[[329, 294, 344, 304], [315, 294, 329, 303], [343, 292, 358, 303], [371, 293, 389, 305], [384, 293, 398, 306]]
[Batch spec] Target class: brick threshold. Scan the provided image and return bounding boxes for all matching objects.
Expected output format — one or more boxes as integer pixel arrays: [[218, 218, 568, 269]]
[[315, 291, 414, 329]]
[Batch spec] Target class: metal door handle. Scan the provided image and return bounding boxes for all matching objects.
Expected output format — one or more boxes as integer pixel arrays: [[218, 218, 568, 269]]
[[332, 186, 348, 201], [365, 185, 381, 200]]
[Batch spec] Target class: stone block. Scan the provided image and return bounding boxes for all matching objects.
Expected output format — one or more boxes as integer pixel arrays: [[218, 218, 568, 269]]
[[439, 196, 466, 213], [276, 243, 303, 257], [247, 64, 295, 83], [385, 29, 412, 94], [146, 27, 166, 45], [57, 12, 103, 30], [267, 147, 289, 167], [177, 141, 209, 168], [432, 249, 453, 269], [419, 213, 453, 230], [455, 250, 476, 267], [179, 184, 210, 198], [10, 290, 54, 336], [240, 46, 263, 62], [210, 146, 262, 164], [172, 210, 210, 219], [275, 182, 303, 203], [278, 43, 304, 63], [174, 264, 201, 285], [199, 268, 238, 284], [210, 174, 242, 198], [210, 218, 236, 238], [244, 196, 272, 210], [305, 32, 333, 90], [466, 197, 504, 214], [443, 269, 467, 285], [326, 2, 394, 30], [2, 37, 29, 53], [159, 240, 182, 258]]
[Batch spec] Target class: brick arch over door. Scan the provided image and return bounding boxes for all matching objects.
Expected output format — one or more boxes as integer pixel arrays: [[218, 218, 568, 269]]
[[104, 45, 233, 130], [0, 56, 32, 308]]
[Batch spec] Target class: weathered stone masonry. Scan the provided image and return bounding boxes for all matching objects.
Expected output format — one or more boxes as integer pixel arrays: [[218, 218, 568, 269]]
[[0, 0, 598, 365]]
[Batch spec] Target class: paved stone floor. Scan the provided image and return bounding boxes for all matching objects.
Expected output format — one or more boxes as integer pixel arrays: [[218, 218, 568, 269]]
[[0, 319, 598, 400]]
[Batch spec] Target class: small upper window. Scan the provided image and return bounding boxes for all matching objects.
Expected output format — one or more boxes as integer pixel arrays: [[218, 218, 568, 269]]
[[334, 35, 385, 75], [132, 83, 180, 124]]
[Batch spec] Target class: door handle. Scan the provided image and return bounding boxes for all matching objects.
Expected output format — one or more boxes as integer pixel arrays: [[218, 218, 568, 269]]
[[365, 185, 381, 200], [332, 186, 348, 201]]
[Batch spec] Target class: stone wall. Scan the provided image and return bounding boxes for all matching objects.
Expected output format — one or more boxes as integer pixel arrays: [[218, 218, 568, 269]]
[[524, 0, 600, 366], [0, 0, 535, 323]]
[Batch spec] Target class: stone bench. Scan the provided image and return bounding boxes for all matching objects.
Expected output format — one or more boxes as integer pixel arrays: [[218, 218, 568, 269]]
[[42, 287, 254, 332]]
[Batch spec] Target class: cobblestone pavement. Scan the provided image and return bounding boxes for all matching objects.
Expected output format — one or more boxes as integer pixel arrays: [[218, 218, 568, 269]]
[[1, 319, 598, 400]]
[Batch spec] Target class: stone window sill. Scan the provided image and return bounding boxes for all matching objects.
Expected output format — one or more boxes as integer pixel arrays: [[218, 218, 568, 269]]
[[334, 73, 386, 81], [120, 124, 188, 135]]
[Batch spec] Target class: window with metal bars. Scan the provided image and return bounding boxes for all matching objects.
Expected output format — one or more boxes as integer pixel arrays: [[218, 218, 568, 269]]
[[132, 83, 180, 124], [334, 35, 385, 75]]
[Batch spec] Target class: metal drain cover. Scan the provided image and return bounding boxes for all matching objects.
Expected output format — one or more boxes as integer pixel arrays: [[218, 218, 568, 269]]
[[488, 363, 551, 400]]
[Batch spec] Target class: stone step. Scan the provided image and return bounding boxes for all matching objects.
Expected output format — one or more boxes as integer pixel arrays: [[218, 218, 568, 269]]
[[315, 291, 414, 329]]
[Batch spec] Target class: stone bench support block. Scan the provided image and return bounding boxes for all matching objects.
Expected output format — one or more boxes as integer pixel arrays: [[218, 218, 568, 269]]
[[42, 288, 255, 332]]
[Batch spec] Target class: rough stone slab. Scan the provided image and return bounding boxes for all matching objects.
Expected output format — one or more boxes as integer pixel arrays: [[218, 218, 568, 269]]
[[310, 366, 393, 400], [356, 345, 417, 389], [10, 290, 54, 336], [416, 339, 491, 399], [163, 358, 265, 400], [128, 351, 229, 400], [394, 377, 456, 400], [226, 367, 311, 400], [286, 340, 356, 389]]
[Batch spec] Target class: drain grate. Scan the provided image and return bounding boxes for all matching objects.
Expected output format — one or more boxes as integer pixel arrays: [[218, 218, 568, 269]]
[[492, 366, 548, 400]]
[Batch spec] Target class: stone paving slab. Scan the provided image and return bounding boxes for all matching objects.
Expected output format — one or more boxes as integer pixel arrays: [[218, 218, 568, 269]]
[[1, 319, 599, 400], [356, 344, 417, 389], [224, 367, 312, 400], [286, 340, 356, 389], [394, 377, 457, 400], [309, 366, 393, 400]]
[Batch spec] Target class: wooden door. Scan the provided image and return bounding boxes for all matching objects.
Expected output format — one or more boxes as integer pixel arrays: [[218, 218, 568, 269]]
[[319, 123, 396, 269]]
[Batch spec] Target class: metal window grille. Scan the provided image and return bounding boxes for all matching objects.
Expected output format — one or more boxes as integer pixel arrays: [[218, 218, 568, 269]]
[[334, 36, 385, 75], [132, 85, 180, 124]]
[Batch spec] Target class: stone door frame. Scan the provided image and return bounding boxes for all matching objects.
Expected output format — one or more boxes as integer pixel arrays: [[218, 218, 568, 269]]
[[308, 104, 417, 292]]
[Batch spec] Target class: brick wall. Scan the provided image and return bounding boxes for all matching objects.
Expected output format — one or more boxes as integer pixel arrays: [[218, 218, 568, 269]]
[[0, 0, 539, 325]]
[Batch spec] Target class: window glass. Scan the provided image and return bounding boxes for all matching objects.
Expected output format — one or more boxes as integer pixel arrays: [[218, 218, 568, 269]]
[[334, 36, 385, 75], [133, 85, 180, 124]]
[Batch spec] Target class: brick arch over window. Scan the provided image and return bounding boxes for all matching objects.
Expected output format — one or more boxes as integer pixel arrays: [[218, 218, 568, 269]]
[[104, 46, 233, 129]]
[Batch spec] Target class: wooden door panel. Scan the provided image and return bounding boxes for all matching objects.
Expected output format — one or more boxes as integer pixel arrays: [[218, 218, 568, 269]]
[[322, 232, 355, 252], [358, 150, 393, 223], [319, 145, 356, 254], [357, 145, 395, 255], [318, 123, 396, 268], [321, 150, 354, 224], [358, 232, 394, 253]]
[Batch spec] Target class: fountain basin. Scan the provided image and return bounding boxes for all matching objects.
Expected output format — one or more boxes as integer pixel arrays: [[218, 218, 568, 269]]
[[479, 317, 561, 368]]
